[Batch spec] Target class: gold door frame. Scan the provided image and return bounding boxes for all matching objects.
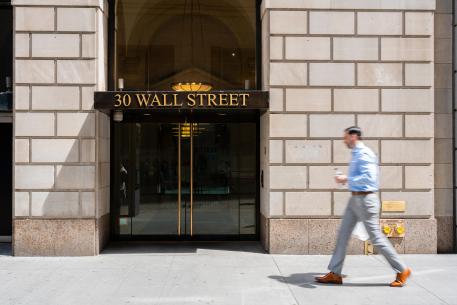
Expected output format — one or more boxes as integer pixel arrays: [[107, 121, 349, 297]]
[[177, 121, 194, 237], [190, 122, 194, 236], [177, 123, 181, 235]]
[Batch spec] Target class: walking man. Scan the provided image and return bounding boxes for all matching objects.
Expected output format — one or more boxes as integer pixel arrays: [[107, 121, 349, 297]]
[[315, 126, 412, 287]]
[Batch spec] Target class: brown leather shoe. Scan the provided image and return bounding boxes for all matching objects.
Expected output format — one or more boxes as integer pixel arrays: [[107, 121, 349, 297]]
[[315, 272, 343, 284], [390, 268, 412, 287]]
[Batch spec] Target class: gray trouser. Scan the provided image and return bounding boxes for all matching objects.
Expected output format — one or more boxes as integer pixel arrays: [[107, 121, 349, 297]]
[[328, 194, 407, 275]]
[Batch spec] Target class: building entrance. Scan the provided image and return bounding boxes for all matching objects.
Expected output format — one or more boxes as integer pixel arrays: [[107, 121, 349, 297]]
[[109, 0, 261, 241], [113, 112, 258, 240]]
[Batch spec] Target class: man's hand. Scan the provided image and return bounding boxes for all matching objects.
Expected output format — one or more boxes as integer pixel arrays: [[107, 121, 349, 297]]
[[335, 174, 348, 184]]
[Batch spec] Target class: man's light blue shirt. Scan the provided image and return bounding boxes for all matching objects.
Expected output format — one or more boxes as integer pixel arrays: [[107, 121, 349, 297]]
[[347, 141, 379, 192]]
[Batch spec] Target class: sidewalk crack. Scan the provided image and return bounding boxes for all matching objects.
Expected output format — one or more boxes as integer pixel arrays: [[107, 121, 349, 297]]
[[271, 255, 300, 305]]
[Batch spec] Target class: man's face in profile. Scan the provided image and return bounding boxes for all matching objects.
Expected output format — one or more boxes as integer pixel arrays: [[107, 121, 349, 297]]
[[343, 132, 358, 149]]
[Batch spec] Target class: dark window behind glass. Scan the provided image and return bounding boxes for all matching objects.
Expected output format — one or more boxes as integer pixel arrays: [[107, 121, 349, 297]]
[[0, 1, 12, 238], [0, 3, 12, 111], [115, 0, 257, 90]]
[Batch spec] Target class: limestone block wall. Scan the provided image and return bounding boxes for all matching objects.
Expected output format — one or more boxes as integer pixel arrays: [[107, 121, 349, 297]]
[[434, 0, 454, 253], [260, 0, 437, 254], [12, 0, 110, 256]]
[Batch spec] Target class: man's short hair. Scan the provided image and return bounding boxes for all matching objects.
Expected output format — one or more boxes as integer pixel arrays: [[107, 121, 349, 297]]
[[345, 126, 362, 138]]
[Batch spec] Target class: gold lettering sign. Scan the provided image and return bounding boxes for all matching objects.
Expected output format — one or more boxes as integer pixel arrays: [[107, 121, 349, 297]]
[[94, 90, 268, 113], [381, 201, 406, 212], [114, 92, 251, 109]]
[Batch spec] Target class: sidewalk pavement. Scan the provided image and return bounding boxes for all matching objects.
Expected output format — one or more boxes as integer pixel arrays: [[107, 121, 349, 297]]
[[0, 242, 456, 305]]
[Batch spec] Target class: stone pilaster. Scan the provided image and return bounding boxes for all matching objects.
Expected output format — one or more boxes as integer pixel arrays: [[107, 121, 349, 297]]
[[12, 0, 110, 256]]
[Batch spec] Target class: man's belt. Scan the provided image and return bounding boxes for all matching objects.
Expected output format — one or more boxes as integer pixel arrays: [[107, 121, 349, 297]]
[[351, 191, 374, 195]]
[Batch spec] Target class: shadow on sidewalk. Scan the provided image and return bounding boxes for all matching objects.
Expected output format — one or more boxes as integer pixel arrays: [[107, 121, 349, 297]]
[[101, 241, 265, 255], [269, 273, 389, 288]]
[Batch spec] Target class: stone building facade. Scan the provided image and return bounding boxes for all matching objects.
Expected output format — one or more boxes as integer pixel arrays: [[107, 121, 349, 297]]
[[259, 0, 445, 254], [7, 0, 456, 255]]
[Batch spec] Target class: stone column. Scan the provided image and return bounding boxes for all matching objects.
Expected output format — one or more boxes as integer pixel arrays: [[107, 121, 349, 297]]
[[12, 0, 110, 256], [260, 0, 437, 254]]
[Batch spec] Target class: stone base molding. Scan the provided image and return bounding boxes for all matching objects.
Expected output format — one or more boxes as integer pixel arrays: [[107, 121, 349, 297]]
[[261, 216, 437, 254], [14, 219, 98, 256]]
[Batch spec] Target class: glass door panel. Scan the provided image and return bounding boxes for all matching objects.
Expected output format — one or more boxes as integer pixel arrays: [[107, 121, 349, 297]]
[[237, 123, 257, 235], [192, 123, 239, 235], [130, 123, 180, 236], [114, 123, 133, 235], [191, 122, 257, 237]]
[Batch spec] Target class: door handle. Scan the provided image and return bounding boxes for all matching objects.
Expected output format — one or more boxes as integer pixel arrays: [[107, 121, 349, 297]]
[[261, 170, 264, 188]]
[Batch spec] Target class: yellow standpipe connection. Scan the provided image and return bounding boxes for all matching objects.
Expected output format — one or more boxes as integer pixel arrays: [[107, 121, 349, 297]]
[[382, 225, 392, 235], [395, 225, 405, 235]]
